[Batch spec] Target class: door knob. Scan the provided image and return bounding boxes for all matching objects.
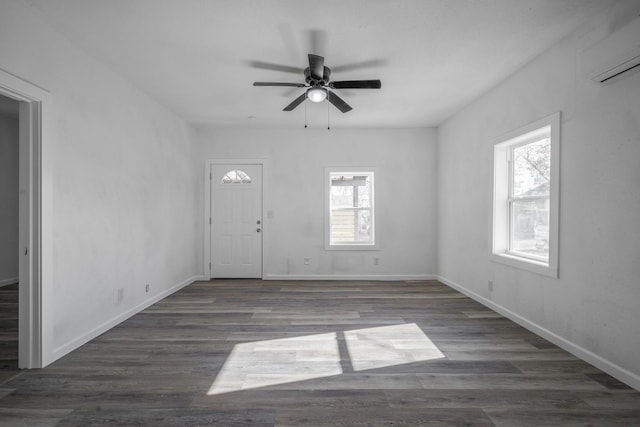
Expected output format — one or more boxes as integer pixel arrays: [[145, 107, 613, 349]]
[[257, 228, 261, 232], [257, 220, 261, 224]]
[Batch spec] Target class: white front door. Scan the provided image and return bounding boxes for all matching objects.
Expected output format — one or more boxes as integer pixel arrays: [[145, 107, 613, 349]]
[[210, 164, 263, 278]]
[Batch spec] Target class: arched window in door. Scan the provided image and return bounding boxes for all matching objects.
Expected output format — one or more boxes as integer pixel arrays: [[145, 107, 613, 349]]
[[221, 169, 252, 184]]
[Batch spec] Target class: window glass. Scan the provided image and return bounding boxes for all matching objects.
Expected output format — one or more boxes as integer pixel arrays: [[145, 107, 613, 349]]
[[509, 136, 551, 260], [328, 172, 374, 246], [510, 199, 550, 259], [222, 170, 251, 184], [512, 138, 550, 197], [492, 112, 559, 278]]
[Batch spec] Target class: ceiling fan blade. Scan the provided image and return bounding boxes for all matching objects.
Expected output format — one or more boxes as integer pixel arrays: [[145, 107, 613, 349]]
[[328, 91, 352, 113], [254, 82, 307, 87], [308, 54, 325, 80], [332, 59, 388, 73], [248, 60, 304, 74], [330, 80, 382, 89], [283, 93, 307, 111]]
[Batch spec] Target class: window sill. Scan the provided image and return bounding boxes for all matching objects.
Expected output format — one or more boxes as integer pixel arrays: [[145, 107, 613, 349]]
[[326, 244, 380, 251], [491, 252, 558, 278]]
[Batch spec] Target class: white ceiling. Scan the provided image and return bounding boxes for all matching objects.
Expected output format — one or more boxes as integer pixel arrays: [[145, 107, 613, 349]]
[[25, 0, 614, 129]]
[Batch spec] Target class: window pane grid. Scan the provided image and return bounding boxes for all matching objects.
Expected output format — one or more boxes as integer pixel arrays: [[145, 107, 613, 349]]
[[221, 169, 251, 184], [506, 134, 551, 262], [332, 207, 371, 212], [328, 172, 374, 246], [507, 137, 551, 262], [508, 198, 550, 261], [508, 195, 550, 203], [492, 112, 559, 277]]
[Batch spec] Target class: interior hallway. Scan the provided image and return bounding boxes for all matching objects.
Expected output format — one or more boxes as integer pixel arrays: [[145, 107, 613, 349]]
[[1, 280, 639, 426]]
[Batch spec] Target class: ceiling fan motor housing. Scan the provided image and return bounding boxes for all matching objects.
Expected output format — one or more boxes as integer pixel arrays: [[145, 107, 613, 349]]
[[304, 66, 331, 86]]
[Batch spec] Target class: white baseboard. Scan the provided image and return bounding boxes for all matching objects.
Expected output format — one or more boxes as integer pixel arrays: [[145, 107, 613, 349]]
[[264, 274, 437, 281], [50, 275, 204, 362], [0, 276, 18, 287], [437, 275, 640, 392]]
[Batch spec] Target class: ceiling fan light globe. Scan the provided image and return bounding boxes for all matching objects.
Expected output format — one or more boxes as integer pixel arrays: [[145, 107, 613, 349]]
[[307, 87, 327, 103]]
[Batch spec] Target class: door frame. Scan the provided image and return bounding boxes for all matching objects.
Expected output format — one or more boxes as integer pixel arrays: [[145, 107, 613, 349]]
[[204, 159, 267, 279], [0, 68, 53, 368]]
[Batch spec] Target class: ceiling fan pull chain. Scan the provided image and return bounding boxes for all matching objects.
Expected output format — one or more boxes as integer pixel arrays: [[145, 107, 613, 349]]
[[304, 92, 308, 128], [327, 96, 330, 130]]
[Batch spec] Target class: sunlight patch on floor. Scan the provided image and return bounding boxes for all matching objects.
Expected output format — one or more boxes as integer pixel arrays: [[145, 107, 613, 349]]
[[208, 323, 444, 395], [344, 323, 445, 371], [207, 332, 342, 395]]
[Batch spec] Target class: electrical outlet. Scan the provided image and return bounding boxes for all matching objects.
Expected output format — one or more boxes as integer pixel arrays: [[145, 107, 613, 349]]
[[488, 280, 494, 292], [374, 257, 380, 266], [145, 284, 149, 293], [117, 288, 124, 302], [304, 258, 310, 265]]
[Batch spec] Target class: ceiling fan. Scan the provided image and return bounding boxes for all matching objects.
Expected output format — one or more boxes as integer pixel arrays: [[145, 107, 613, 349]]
[[253, 54, 381, 113]]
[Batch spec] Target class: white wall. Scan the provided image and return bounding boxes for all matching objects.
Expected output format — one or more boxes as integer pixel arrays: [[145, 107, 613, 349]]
[[437, 0, 640, 389], [0, 112, 19, 286], [2, 0, 636, 383], [0, 0, 202, 363], [198, 127, 437, 280]]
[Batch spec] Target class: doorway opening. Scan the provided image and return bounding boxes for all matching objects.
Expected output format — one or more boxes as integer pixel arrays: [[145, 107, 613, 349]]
[[0, 95, 19, 373], [0, 68, 47, 369]]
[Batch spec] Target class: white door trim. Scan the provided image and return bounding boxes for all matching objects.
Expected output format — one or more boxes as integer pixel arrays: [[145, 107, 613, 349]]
[[204, 158, 267, 279], [0, 68, 53, 368]]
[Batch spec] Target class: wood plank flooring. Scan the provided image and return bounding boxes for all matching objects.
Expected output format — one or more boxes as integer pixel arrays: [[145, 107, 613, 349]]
[[0, 284, 19, 378], [1, 279, 639, 426]]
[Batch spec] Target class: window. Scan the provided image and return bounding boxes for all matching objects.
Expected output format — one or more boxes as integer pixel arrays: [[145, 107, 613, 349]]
[[221, 169, 251, 184], [492, 113, 560, 277], [325, 169, 377, 249]]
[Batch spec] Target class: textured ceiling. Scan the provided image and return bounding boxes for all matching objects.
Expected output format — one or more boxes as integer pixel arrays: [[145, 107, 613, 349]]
[[25, 0, 614, 129]]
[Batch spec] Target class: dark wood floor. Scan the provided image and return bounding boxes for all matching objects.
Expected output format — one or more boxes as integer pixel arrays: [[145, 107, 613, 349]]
[[1, 280, 639, 426], [0, 284, 18, 372]]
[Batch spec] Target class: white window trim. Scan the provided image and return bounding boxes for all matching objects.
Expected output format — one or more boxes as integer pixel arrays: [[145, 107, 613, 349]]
[[491, 112, 560, 278], [325, 167, 379, 251]]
